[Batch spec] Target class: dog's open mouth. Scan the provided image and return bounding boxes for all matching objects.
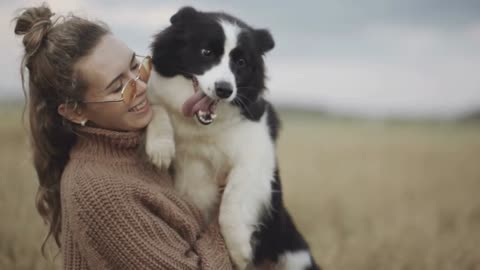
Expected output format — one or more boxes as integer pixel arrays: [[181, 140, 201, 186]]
[[182, 77, 219, 125]]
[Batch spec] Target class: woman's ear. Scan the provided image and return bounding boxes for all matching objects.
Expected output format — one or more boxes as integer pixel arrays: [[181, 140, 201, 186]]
[[58, 103, 87, 125]]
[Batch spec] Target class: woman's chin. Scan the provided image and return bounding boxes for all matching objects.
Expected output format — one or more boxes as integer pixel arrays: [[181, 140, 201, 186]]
[[130, 105, 154, 130]]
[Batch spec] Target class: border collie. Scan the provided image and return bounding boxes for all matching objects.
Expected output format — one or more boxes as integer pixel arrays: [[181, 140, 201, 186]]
[[146, 6, 320, 270]]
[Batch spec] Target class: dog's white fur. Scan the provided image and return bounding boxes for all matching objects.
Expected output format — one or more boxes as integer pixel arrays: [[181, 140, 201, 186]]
[[278, 251, 313, 270], [147, 73, 275, 268], [198, 21, 240, 102], [147, 28, 276, 267]]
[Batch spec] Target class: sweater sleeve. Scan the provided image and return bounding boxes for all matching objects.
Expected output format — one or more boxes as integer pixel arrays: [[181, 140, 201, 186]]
[[67, 175, 232, 270]]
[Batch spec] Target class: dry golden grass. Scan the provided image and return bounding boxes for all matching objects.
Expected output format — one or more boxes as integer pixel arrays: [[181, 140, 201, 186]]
[[1, 104, 480, 270], [0, 104, 61, 270], [278, 111, 480, 270]]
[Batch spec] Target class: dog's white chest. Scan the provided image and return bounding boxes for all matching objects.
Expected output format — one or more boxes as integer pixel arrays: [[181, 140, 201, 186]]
[[169, 112, 274, 218]]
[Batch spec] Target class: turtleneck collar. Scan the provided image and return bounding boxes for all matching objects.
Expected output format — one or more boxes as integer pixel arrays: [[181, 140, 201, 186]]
[[70, 126, 145, 162]]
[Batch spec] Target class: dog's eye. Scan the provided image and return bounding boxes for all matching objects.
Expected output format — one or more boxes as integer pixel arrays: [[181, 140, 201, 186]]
[[201, 49, 212, 57], [237, 58, 246, 67]]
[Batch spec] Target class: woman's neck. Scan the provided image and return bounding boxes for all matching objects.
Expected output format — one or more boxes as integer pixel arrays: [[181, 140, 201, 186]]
[[69, 126, 145, 162]]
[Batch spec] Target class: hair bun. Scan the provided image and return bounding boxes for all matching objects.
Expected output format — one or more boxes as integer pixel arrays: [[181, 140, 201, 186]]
[[14, 3, 54, 56]]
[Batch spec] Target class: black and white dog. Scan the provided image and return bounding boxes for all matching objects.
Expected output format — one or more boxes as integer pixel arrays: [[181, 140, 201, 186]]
[[146, 7, 320, 270]]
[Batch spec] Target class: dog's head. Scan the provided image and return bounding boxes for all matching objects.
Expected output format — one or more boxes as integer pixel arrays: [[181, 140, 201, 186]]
[[150, 6, 274, 120]]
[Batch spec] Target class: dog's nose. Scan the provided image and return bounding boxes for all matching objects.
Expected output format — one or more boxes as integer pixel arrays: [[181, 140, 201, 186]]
[[215, 81, 233, 99]]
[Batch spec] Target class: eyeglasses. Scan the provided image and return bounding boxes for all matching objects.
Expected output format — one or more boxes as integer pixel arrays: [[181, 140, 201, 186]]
[[81, 55, 152, 106]]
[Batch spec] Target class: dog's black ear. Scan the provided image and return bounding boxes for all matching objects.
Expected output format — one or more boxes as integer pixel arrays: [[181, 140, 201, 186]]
[[254, 29, 275, 53], [170, 6, 198, 25]]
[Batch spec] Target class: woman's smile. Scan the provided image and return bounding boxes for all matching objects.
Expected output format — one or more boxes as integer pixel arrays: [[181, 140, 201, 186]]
[[128, 98, 150, 113]]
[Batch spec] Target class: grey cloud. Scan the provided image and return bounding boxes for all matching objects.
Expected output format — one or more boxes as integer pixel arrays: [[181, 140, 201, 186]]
[[98, 0, 480, 31], [98, 0, 480, 61], [3, 0, 480, 117]]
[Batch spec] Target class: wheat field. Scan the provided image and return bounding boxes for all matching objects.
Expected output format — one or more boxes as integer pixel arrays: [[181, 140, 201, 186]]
[[1, 103, 480, 270]]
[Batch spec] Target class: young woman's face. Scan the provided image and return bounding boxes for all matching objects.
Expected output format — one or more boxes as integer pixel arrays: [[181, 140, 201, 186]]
[[75, 34, 153, 131]]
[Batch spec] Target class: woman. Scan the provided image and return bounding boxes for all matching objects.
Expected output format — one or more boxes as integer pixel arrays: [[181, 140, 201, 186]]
[[14, 4, 233, 269]]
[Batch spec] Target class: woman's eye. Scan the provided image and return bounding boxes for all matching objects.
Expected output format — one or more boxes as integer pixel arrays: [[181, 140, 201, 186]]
[[237, 58, 246, 67], [201, 49, 212, 57], [113, 83, 123, 93]]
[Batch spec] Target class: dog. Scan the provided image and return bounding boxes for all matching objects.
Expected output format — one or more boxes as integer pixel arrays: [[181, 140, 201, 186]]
[[146, 6, 320, 270]]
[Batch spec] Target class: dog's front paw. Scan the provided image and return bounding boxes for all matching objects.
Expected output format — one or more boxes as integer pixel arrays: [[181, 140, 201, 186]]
[[228, 242, 252, 270], [146, 138, 175, 170]]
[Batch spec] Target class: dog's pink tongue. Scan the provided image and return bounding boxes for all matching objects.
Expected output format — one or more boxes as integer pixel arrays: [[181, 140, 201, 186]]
[[182, 91, 214, 117], [182, 91, 204, 117]]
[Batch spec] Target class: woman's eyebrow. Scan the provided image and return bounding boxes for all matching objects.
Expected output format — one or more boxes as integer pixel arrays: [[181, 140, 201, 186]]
[[103, 53, 136, 91]]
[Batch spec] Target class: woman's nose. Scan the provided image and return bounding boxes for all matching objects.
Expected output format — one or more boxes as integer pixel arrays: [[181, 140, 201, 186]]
[[128, 71, 147, 95], [135, 79, 148, 96]]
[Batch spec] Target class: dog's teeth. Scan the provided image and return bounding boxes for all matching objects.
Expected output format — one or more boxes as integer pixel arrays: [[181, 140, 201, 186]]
[[196, 112, 214, 125]]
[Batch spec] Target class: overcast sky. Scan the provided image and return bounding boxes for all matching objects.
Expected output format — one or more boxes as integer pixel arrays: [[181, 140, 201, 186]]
[[2, 0, 480, 118]]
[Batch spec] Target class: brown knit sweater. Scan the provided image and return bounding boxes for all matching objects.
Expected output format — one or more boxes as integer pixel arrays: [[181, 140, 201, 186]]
[[60, 126, 233, 270]]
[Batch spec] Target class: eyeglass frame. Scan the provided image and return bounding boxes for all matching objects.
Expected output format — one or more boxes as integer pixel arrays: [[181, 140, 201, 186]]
[[79, 54, 152, 105]]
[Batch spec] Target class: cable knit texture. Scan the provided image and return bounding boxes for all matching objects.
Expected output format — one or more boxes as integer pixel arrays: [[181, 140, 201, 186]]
[[60, 126, 233, 269]]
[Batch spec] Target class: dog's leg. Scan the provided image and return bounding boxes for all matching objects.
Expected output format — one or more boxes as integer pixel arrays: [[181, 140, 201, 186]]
[[145, 106, 175, 170], [174, 157, 219, 222], [219, 136, 275, 269]]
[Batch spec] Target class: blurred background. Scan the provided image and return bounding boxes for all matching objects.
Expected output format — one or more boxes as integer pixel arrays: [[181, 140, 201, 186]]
[[1, 0, 480, 269]]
